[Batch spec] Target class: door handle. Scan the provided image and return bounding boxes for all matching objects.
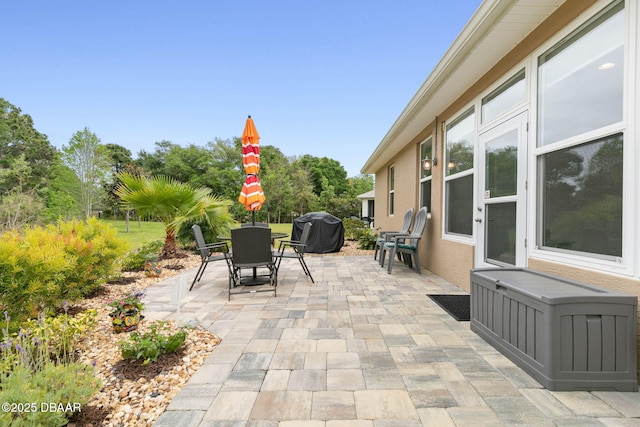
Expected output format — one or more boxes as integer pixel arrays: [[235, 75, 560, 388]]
[[475, 218, 482, 223]]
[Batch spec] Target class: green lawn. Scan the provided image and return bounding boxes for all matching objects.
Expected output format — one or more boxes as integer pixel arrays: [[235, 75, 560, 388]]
[[102, 219, 293, 250], [101, 219, 165, 250]]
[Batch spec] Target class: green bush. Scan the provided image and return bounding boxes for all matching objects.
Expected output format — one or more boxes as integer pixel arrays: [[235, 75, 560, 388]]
[[0, 309, 101, 426], [120, 240, 164, 271], [342, 217, 367, 240], [0, 218, 128, 325], [52, 217, 130, 298], [357, 228, 377, 250], [0, 363, 100, 427], [119, 321, 187, 365], [343, 217, 377, 249]]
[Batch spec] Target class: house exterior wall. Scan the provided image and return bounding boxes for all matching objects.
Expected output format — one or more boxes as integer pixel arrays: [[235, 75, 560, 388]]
[[371, 0, 640, 380], [374, 0, 616, 290]]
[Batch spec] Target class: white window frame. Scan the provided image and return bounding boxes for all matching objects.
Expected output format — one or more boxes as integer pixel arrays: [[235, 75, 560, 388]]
[[388, 164, 395, 216], [419, 137, 433, 212], [526, 0, 635, 277], [442, 106, 476, 244]]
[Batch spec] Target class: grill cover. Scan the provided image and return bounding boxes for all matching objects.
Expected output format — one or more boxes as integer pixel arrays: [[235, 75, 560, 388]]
[[292, 212, 344, 254]]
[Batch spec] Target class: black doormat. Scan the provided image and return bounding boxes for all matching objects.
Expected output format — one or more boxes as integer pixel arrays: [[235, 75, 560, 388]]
[[427, 294, 470, 321]]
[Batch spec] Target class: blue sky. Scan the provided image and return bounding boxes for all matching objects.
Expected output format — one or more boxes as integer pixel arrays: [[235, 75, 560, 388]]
[[2, 1, 481, 177]]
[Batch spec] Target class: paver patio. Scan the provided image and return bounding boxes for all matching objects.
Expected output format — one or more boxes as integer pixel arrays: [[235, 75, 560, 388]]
[[146, 255, 640, 426]]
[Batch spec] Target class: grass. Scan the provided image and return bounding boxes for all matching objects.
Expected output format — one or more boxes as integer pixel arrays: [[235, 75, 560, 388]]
[[101, 219, 294, 250], [101, 219, 165, 250]]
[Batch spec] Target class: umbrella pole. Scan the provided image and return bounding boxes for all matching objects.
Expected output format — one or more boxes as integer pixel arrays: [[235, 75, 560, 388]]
[[252, 210, 255, 226]]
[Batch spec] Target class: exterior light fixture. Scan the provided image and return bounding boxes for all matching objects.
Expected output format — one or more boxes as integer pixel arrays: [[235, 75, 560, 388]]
[[423, 158, 437, 170], [447, 160, 455, 170]]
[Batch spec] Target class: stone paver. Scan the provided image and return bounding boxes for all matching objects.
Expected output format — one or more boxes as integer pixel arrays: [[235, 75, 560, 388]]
[[151, 255, 640, 426]]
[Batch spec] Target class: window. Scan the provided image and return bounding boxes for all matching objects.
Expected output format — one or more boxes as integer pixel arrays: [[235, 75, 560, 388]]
[[481, 69, 526, 124], [539, 135, 623, 258], [445, 108, 475, 236], [537, 0, 624, 147], [536, 0, 624, 259], [419, 138, 433, 212], [388, 165, 395, 215]]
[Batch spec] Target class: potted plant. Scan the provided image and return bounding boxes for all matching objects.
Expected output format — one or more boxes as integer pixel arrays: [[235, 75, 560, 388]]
[[108, 290, 145, 333]]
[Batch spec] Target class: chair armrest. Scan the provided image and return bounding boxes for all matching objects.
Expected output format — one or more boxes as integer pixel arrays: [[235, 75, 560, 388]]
[[378, 230, 399, 238], [277, 239, 301, 250], [276, 240, 306, 254], [200, 242, 229, 253]]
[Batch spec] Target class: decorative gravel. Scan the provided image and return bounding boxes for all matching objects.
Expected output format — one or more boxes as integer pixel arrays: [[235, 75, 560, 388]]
[[68, 253, 218, 426]]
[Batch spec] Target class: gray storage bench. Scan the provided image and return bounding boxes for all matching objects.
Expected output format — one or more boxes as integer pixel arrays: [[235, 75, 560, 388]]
[[470, 268, 637, 391]]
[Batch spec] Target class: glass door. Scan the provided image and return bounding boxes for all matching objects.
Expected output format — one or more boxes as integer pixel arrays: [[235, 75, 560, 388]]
[[476, 112, 528, 267]]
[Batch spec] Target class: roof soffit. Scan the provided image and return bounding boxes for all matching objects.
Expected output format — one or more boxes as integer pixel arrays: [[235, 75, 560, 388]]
[[362, 0, 565, 174]]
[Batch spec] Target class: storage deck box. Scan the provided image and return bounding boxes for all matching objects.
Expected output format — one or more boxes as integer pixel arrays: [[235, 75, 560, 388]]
[[470, 268, 637, 391]]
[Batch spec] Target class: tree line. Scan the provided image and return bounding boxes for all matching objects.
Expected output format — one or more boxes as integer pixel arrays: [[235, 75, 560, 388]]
[[0, 97, 373, 231]]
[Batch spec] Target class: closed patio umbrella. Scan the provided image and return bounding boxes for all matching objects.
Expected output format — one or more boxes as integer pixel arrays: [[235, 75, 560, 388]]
[[238, 115, 265, 223]]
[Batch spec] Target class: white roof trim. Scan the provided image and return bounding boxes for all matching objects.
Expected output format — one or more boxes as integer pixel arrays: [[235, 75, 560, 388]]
[[361, 0, 566, 174]]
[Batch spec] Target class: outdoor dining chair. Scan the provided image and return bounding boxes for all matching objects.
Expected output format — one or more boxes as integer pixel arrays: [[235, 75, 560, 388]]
[[374, 207, 414, 262], [379, 206, 428, 274], [240, 222, 269, 228], [189, 224, 232, 291], [274, 222, 314, 283], [228, 226, 277, 300]]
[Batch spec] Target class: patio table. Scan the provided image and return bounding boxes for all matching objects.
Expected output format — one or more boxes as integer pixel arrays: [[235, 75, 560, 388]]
[[218, 231, 288, 285]]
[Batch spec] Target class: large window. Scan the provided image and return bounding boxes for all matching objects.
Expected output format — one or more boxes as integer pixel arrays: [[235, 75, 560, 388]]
[[388, 165, 395, 215], [445, 108, 475, 236], [419, 138, 433, 212], [539, 135, 623, 257], [537, 1, 624, 147], [536, 0, 625, 259]]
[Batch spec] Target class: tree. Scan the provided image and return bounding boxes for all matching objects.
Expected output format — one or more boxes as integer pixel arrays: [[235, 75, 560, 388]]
[[40, 160, 82, 222], [0, 155, 44, 230], [61, 128, 110, 218], [0, 98, 57, 193], [295, 155, 349, 196], [102, 144, 136, 218], [115, 172, 234, 258]]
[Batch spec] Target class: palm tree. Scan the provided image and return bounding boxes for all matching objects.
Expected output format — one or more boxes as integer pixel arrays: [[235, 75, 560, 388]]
[[115, 172, 233, 258]]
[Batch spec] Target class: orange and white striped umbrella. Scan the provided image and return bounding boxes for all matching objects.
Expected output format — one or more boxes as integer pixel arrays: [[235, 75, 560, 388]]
[[238, 116, 266, 211]]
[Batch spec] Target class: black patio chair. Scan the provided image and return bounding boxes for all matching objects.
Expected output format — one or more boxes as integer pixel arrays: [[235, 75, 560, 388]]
[[379, 206, 428, 274], [189, 224, 231, 291], [274, 222, 314, 283], [229, 226, 277, 300], [374, 207, 414, 262]]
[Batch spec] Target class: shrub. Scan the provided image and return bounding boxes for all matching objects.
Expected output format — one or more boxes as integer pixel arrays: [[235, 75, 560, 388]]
[[0, 218, 128, 326], [0, 309, 101, 426], [342, 217, 368, 240], [120, 240, 164, 271], [119, 321, 187, 365], [343, 217, 377, 249], [51, 217, 129, 297], [0, 363, 99, 427], [22, 309, 98, 365], [357, 228, 377, 250]]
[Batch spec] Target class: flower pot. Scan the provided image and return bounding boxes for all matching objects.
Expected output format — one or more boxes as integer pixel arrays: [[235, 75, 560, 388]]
[[110, 308, 141, 333]]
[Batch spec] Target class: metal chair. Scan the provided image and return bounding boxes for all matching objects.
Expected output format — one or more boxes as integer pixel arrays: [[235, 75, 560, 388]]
[[241, 222, 269, 228], [274, 222, 314, 283], [380, 206, 428, 274], [189, 224, 231, 291], [374, 207, 414, 262], [228, 226, 277, 300]]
